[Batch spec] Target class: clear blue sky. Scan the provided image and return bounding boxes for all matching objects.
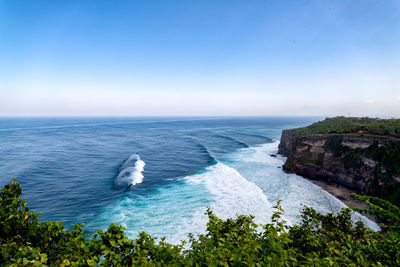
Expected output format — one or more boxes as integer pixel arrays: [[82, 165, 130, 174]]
[[0, 0, 399, 116]]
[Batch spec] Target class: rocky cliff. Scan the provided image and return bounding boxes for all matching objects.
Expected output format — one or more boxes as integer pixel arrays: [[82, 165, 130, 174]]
[[278, 118, 400, 205]]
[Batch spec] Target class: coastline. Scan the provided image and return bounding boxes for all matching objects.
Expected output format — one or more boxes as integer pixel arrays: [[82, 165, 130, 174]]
[[276, 117, 400, 226], [309, 179, 379, 223]]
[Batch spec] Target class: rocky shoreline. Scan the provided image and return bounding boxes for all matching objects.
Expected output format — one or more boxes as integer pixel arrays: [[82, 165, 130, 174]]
[[308, 179, 379, 223]]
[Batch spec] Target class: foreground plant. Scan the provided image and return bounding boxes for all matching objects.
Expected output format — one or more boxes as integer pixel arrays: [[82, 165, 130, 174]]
[[1, 180, 400, 266]]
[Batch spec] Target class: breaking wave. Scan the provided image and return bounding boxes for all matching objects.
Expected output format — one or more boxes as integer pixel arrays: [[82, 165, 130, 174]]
[[194, 143, 218, 165], [92, 158, 282, 244], [115, 154, 145, 187], [96, 139, 379, 243]]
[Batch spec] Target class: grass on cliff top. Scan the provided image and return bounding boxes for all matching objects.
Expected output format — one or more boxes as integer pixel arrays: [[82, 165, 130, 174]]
[[292, 116, 400, 137]]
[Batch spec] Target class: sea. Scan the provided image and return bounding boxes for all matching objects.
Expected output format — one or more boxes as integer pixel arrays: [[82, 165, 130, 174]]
[[0, 117, 379, 243]]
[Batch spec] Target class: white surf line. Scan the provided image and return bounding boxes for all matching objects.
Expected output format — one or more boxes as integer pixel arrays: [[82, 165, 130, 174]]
[[255, 141, 381, 231], [187, 161, 292, 227]]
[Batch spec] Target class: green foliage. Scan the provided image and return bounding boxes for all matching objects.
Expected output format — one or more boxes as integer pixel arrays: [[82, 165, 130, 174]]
[[294, 116, 400, 137], [321, 135, 400, 204], [351, 194, 400, 231], [0, 179, 99, 266], [2, 181, 400, 266], [365, 141, 400, 173], [283, 160, 295, 171], [291, 118, 400, 204], [324, 135, 345, 157]]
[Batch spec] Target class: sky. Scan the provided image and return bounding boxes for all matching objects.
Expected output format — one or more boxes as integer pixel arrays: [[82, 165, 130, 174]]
[[0, 0, 399, 117]]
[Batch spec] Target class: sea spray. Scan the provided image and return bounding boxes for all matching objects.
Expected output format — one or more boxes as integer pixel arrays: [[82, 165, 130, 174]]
[[115, 154, 146, 186]]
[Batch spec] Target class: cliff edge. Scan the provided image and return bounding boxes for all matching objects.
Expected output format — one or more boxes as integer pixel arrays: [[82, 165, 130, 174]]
[[278, 117, 400, 205]]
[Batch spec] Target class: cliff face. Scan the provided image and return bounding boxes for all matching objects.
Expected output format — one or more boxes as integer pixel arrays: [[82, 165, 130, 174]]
[[277, 129, 300, 157], [278, 131, 400, 204]]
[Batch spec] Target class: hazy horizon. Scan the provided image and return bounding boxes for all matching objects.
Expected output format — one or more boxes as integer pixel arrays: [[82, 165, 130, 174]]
[[1, 1, 399, 117]]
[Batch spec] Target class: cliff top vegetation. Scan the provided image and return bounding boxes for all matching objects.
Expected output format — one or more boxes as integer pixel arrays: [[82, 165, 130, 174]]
[[291, 116, 400, 137]]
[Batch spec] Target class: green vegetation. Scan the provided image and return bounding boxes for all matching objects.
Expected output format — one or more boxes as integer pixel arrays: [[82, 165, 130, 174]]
[[2, 181, 400, 266], [287, 117, 400, 205], [351, 194, 400, 231], [365, 141, 400, 204], [324, 135, 364, 169], [293, 116, 400, 137], [283, 160, 295, 171], [321, 134, 400, 204], [365, 141, 400, 173]]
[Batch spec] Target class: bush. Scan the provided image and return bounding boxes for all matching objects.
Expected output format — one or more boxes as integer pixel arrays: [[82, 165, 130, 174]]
[[1, 180, 400, 266], [294, 116, 400, 137]]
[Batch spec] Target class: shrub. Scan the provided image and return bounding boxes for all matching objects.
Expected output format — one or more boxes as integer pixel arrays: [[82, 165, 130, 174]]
[[1, 180, 400, 266]]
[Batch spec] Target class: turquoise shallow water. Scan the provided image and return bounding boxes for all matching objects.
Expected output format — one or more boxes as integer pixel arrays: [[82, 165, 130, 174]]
[[0, 117, 379, 243]]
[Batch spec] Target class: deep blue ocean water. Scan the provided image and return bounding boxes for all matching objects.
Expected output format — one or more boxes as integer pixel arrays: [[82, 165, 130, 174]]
[[0, 117, 379, 243]]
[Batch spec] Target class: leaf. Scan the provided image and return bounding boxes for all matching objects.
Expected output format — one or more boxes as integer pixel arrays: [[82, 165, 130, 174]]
[[40, 253, 48, 263], [110, 240, 117, 247]]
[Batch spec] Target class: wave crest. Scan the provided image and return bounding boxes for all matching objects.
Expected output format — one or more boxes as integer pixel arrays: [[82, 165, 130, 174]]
[[115, 154, 145, 187], [215, 134, 249, 148], [195, 143, 218, 165]]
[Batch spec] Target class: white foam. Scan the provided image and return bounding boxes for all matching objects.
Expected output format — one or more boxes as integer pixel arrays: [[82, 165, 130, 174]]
[[88, 178, 211, 244], [131, 159, 145, 185], [93, 140, 380, 246], [222, 142, 381, 231], [115, 154, 146, 186], [186, 162, 290, 226], [92, 160, 289, 245]]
